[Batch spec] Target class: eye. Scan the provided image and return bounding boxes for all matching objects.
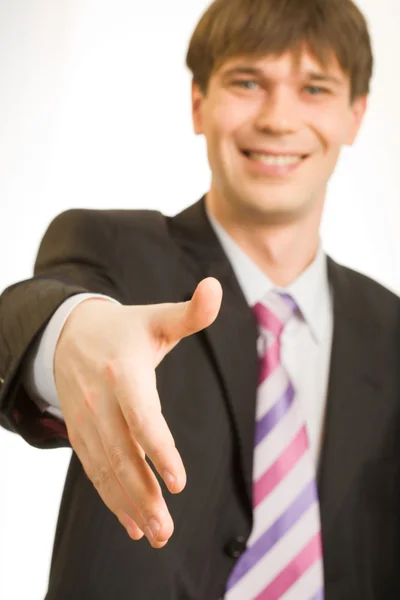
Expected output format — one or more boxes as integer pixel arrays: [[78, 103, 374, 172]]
[[232, 80, 259, 90], [305, 86, 329, 96]]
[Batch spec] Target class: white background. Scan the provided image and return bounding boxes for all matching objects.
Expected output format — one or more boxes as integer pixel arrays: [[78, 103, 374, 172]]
[[1, 1, 399, 598]]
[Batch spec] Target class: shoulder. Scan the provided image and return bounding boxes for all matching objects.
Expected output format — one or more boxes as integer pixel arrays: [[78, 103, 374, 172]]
[[40, 207, 175, 256], [329, 258, 400, 328], [47, 207, 168, 237]]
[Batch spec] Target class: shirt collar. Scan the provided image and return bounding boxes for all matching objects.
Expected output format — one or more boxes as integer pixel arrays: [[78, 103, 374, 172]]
[[206, 207, 331, 344]]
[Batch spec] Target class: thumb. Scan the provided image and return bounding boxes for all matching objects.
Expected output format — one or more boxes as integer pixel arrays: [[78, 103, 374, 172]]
[[151, 277, 223, 345]]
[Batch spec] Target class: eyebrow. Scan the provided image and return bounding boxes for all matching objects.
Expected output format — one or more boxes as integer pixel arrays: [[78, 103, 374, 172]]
[[220, 66, 343, 86], [306, 72, 344, 85]]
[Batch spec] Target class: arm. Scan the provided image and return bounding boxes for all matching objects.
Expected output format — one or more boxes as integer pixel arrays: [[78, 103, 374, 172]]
[[0, 209, 126, 448], [0, 206, 223, 548]]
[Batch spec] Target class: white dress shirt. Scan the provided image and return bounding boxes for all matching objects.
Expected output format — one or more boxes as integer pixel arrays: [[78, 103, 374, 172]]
[[209, 214, 333, 465], [24, 211, 333, 464]]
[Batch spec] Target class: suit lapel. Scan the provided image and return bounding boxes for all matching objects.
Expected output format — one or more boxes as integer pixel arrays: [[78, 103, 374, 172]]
[[171, 199, 258, 515], [172, 200, 387, 532], [317, 258, 386, 540], [201, 277, 259, 514]]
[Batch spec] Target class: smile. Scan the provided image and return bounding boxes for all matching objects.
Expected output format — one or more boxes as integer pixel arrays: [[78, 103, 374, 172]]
[[245, 152, 305, 166], [241, 150, 309, 176]]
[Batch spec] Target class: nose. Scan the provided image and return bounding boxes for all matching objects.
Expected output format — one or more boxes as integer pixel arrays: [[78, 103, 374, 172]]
[[254, 88, 302, 135]]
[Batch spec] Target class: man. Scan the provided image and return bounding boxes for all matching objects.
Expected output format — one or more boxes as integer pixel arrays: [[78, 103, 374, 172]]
[[1, 0, 399, 598]]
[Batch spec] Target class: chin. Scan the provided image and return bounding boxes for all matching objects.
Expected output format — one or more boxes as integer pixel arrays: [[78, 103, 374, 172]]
[[234, 191, 299, 219], [241, 199, 306, 225]]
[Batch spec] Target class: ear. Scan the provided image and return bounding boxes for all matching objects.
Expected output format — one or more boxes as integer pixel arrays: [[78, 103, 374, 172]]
[[192, 80, 205, 135], [345, 94, 368, 145]]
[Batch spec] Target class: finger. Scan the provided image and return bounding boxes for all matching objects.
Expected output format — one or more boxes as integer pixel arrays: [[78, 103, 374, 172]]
[[106, 360, 187, 500], [69, 428, 147, 542], [67, 411, 150, 542], [82, 433, 152, 541], [150, 277, 223, 345], [91, 387, 175, 546], [119, 513, 144, 541]]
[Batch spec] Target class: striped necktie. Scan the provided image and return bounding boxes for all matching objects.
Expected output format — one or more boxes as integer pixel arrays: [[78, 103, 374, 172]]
[[224, 291, 324, 600]]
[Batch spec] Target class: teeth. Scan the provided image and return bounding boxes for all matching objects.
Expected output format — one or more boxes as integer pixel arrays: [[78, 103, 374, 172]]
[[247, 153, 303, 166]]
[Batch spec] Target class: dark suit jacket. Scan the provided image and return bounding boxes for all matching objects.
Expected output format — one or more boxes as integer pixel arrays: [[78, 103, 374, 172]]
[[1, 198, 400, 600]]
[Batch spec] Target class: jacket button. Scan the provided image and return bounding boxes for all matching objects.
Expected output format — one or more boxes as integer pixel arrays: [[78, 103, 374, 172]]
[[225, 536, 247, 559]]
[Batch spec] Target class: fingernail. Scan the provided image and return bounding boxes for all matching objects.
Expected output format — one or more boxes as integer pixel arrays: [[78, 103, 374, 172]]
[[148, 517, 160, 539], [144, 525, 154, 543], [164, 470, 176, 489], [126, 523, 135, 538]]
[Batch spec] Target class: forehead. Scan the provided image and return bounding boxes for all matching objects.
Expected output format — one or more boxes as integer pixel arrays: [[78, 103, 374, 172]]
[[217, 47, 348, 84]]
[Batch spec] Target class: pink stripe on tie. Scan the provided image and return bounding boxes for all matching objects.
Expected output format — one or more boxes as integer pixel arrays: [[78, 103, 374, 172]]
[[224, 292, 324, 599], [253, 426, 308, 507], [258, 339, 280, 385], [255, 532, 323, 600], [253, 302, 284, 337]]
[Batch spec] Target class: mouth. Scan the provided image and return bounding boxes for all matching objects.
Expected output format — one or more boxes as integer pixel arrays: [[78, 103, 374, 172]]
[[240, 149, 310, 176], [241, 150, 309, 164]]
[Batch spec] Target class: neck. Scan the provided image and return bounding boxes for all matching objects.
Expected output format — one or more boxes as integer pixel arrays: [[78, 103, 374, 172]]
[[206, 193, 323, 287]]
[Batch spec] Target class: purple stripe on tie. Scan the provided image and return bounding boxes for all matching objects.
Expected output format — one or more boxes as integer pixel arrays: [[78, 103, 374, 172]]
[[254, 381, 294, 446], [280, 292, 298, 314], [226, 479, 318, 590], [311, 589, 324, 600]]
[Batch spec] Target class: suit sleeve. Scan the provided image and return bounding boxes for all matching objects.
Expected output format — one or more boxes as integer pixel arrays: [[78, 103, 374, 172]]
[[0, 209, 126, 449]]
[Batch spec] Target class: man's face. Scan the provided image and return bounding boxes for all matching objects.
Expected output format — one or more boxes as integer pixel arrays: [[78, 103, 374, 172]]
[[192, 47, 367, 225]]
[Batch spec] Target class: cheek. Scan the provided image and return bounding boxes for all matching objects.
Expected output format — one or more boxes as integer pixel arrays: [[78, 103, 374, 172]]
[[203, 121, 227, 174], [204, 118, 237, 169], [207, 115, 235, 145], [309, 106, 353, 149], [208, 97, 254, 142]]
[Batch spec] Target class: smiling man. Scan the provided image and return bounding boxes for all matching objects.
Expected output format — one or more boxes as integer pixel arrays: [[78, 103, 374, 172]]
[[200, 51, 364, 229], [189, 17, 367, 285], [1, 1, 400, 599]]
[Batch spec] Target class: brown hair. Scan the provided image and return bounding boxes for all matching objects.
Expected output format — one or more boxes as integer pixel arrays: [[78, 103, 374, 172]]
[[185, 0, 373, 103]]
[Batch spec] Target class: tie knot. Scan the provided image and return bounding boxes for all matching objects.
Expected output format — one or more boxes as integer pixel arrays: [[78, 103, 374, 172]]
[[253, 291, 299, 338]]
